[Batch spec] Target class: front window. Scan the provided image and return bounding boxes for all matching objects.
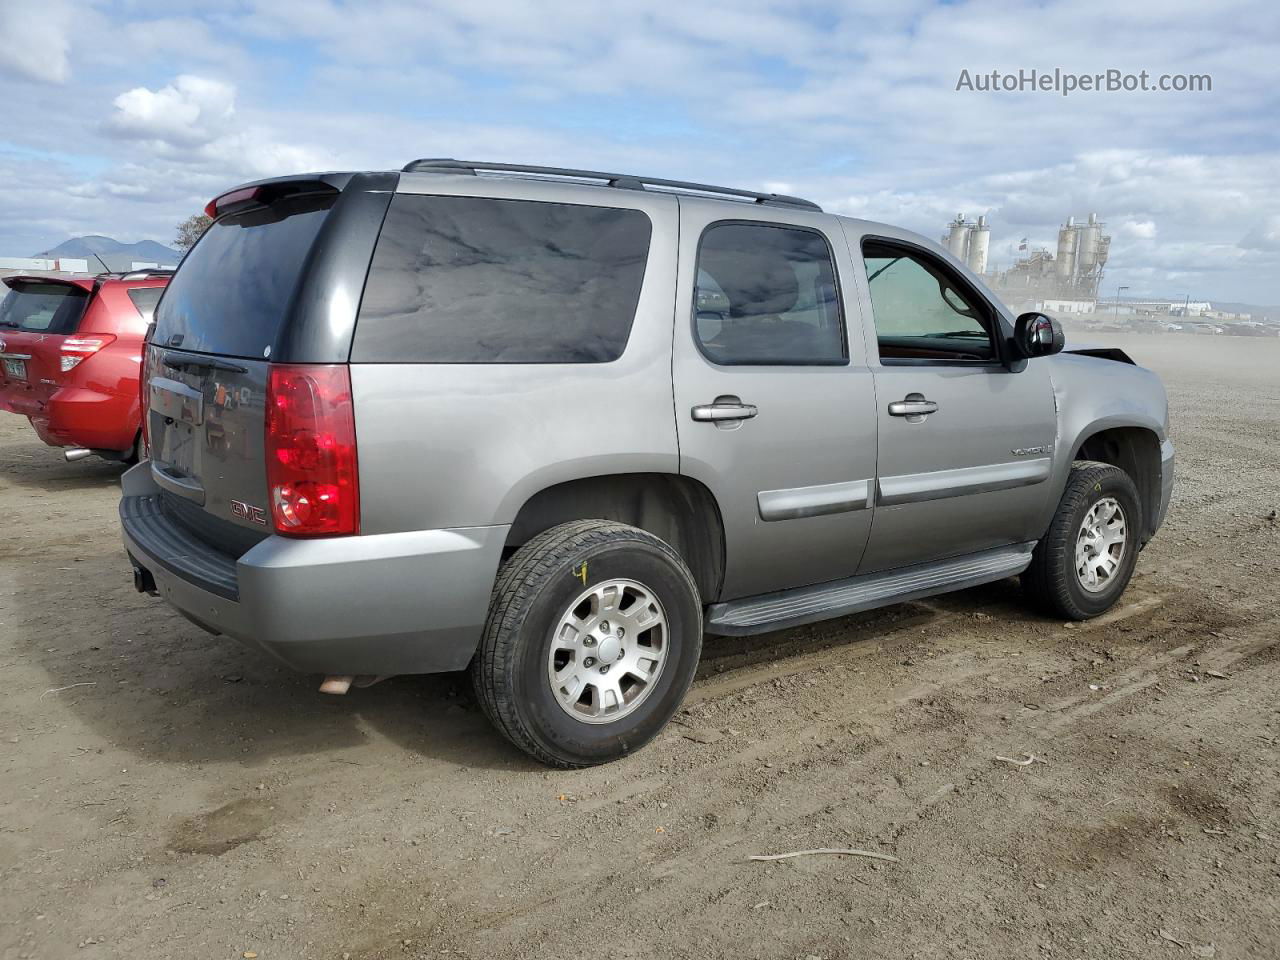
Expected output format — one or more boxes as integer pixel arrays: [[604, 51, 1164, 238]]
[[862, 240, 997, 362]]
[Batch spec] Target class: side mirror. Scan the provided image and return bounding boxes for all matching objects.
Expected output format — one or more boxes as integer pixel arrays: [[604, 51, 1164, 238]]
[[1014, 312, 1065, 359]]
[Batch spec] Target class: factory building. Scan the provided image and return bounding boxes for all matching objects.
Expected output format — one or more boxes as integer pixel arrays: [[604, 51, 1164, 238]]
[[977, 212, 1111, 306]]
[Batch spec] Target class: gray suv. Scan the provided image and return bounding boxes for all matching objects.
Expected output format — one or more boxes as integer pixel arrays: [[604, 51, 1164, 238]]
[[120, 160, 1174, 767]]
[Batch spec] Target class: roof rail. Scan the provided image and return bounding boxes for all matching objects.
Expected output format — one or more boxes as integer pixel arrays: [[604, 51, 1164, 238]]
[[95, 268, 176, 281], [399, 158, 822, 211]]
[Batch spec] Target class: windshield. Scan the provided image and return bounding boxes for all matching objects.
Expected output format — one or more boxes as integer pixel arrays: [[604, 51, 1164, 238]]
[[153, 193, 336, 359], [0, 282, 90, 334]]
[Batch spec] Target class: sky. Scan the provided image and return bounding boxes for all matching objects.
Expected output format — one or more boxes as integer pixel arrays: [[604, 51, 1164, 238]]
[[0, 0, 1277, 304]]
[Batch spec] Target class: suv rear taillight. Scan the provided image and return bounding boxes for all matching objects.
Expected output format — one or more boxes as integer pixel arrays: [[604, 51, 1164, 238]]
[[265, 364, 359, 537], [60, 334, 116, 373]]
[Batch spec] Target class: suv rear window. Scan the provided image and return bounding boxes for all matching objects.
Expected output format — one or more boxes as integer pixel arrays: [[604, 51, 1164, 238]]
[[353, 195, 652, 363], [153, 193, 336, 359], [0, 282, 90, 334]]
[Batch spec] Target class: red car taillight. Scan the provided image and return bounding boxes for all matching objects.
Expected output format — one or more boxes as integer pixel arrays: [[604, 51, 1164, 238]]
[[139, 345, 152, 456], [60, 334, 116, 373], [265, 364, 359, 537]]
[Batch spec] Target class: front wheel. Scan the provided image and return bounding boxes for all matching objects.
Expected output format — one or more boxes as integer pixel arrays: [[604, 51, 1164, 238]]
[[470, 520, 703, 768], [1022, 461, 1142, 620]]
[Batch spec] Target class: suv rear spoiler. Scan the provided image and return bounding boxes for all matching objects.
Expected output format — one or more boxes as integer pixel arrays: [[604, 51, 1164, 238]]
[[2, 275, 96, 291], [204, 173, 356, 220]]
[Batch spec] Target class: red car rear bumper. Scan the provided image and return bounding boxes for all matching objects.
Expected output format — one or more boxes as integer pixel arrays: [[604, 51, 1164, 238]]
[[22, 386, 138, 451]]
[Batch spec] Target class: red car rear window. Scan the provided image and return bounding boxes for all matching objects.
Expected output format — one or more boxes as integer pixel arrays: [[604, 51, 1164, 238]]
[[0, 281, 90, 335]]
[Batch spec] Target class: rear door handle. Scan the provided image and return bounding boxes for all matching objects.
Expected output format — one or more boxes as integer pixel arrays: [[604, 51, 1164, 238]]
[[888, 393, 938, 422], [691, 400, 758, 422]]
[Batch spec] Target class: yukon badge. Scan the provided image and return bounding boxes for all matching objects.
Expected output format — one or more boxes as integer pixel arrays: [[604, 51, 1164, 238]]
[[230, 499, 268, 525], [1011, 445, 1051, 457]]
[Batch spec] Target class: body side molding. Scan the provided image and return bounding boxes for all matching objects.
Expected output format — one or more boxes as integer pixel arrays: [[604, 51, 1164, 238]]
[[757, 478, 871, 522], [877, 457, 1050, 507]]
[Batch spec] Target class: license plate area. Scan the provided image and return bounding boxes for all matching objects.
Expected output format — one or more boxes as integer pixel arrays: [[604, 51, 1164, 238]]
[[3, 357, 27, 380], [157, 420, 198, 475], [150, 376, 204, 425]]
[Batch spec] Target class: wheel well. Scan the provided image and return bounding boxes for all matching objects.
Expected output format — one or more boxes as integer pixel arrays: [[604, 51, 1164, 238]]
[[505, 474, 726, 602], [1074, 427, 1161, 541]]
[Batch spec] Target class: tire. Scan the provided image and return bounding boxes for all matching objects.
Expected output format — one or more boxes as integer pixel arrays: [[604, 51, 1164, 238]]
[[123, 433, 141, 466], [1022, 461, 1142, 620], [470, 520, 703, 768]]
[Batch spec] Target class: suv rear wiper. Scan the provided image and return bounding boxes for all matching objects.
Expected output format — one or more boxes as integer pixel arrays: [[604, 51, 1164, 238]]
[[161, 352, 249, 374]]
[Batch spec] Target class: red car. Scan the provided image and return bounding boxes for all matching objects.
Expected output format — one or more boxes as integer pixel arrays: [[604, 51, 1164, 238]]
[[0, 270, 170, 462]]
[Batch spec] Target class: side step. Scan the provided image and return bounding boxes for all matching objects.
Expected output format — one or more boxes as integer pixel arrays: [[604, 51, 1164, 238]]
[[705, 542, 1036, 636]]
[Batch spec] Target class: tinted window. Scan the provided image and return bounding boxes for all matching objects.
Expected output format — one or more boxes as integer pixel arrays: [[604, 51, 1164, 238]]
[[153, 193, 335, 359], [694, 222, 845, 365], [0, 282, 89, 334], [862, 241, 995, 361], [126, 286, 165, 321], [353, 195, 652, 363]]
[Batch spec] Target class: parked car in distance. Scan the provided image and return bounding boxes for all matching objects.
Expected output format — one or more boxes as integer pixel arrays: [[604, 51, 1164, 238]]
[[0, 270, 171, 462], [119, 161, 1173, 768]]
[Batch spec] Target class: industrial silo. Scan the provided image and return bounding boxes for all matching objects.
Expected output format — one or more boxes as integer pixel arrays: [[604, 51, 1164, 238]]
[[1056, 217, 1077, 280], [1078, 213, 1102, 272], [967, 215, 990, 274], [946, 216, 971, 259]]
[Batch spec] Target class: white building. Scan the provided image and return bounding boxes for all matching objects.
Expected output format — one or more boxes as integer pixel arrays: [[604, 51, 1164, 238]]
[[1035, 298, 1096, 314], [0, 256, 90, 273]]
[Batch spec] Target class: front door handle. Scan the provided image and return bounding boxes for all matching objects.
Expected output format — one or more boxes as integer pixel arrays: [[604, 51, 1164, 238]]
[[691, 399, 758, 422], [888, 393, 938, 422]]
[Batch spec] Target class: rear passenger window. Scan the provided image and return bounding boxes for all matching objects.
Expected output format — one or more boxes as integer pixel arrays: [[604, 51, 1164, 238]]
[[353, 195, 652, 363], [127, 287, 164, 321], [694, 222, 845, 365]]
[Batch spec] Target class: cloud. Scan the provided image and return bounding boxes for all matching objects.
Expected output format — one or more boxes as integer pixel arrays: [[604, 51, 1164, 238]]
[[1119, 220, 1157, 240], [0, 0, 74, 84], [105, 75, 237, 149], [92, 74, 331, 197], [1240, 215, 1280, 252], [0, 0, 1277, 303]]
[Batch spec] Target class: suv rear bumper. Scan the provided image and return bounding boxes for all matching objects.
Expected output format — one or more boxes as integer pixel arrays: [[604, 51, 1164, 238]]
[[119, 463, 508, 675]]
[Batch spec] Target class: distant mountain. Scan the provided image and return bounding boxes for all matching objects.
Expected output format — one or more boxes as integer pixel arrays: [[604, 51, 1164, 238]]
[[35, 235, 181, 271], [1207, 301, 1280, 320]]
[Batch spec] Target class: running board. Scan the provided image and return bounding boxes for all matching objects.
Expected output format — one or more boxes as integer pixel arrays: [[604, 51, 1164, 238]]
[[705, 542, 1036, 636]]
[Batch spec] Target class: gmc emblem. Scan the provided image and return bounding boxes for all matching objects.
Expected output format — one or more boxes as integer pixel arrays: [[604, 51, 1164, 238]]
[[230, 499, 268, 525]]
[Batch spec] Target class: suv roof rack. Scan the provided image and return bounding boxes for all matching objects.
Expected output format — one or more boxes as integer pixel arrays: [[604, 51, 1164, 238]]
[[95, 268, 176, 281], [399, 158, 822, 212]]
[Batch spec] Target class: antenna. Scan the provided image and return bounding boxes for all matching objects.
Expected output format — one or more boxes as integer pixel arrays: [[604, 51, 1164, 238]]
[[89, 250, 113, 275]]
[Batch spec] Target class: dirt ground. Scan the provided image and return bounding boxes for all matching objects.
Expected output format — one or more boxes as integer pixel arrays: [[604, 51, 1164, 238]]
[[2, 333, 1277, 960]]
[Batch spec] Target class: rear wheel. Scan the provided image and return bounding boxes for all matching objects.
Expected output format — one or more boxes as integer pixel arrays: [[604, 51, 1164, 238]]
[[470, 520, 702, 767], [1022, 461, 1141, 620]]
